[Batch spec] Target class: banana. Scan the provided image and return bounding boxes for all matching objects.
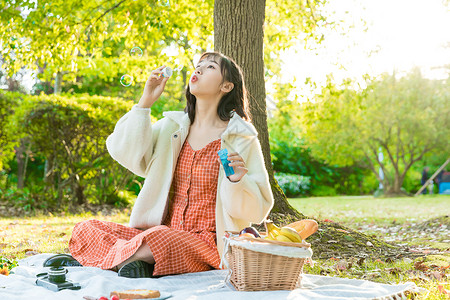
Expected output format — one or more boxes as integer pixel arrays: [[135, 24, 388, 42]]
[[264, 220, 282, 239], [263, 221, 304, 243], [275, 234, 293, 242], [280, 226, 302, 243]]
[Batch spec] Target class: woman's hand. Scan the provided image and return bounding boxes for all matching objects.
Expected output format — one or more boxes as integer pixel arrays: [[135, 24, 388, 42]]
[[217, 152, 248, 182], [138, 65, 170, 108]]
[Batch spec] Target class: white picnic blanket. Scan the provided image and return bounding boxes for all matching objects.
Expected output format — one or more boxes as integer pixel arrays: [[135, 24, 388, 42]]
[[0, 254, 426, 300]]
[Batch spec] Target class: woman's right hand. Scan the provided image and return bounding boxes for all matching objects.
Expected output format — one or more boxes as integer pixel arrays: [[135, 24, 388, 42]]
[[138, 65, 170, 108]]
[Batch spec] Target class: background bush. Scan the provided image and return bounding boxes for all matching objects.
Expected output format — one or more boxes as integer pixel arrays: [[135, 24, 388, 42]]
[[274, 172, 310, 197], [0, 91, 158, 213]]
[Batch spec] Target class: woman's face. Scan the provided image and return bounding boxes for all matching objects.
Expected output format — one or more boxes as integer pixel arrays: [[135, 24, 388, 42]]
[[189, 58, 225, 98]]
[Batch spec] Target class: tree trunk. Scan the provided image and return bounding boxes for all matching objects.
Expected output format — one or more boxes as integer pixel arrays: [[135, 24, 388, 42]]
[[214, 0, 301, 218], [15, 139, 27, 189], [44, 155, 55, 186], [75, 174, 86, 205], [54, 71, 63, 94]]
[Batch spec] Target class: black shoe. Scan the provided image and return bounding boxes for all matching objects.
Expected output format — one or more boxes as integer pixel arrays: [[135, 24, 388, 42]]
[[43, 254, 82, 267], [118, 260, 154, 278]]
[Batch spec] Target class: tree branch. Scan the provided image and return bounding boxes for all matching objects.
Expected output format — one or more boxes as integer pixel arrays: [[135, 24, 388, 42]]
[[84, 0, 129, 35], [306, 0, 318, 24]]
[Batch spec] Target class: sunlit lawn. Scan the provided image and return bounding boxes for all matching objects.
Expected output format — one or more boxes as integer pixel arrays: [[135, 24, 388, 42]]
[[289, 194, 450, 299], [288, 194, 450, 226], [0, 210, 130, 260], [290, 194, 450, 250], [0, 195, 449, 299]]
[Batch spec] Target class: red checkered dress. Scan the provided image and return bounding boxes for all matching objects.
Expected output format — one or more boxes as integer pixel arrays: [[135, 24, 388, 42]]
[[69, 138, 222, 276]]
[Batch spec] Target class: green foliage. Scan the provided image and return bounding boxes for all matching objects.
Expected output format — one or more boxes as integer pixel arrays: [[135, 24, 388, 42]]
[[0, 91, 25, 170], [274, 172, 310, 197], [268, 93, 376, 196], [310, 185, 337, 197], [0, 0, 214, 83], [1, 92, 154, 211], [301, 69, 450, 194], [1, 0, 328, 99]]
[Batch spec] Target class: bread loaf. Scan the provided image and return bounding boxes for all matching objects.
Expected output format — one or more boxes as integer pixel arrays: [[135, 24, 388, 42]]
[[110, 289, 161, 299]]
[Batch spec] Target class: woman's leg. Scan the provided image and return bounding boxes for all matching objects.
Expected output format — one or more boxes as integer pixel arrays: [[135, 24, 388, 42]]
[[69, 219, 147, 270], [115, 242, 155, 270]]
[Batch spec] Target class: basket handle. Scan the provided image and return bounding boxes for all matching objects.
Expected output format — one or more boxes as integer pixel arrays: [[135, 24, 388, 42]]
[[219, 234, 232, 270], [219, 234, 233, 284]]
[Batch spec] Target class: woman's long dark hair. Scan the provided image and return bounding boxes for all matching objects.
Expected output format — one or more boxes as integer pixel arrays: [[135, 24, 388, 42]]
[[184, 52, 251, 123]]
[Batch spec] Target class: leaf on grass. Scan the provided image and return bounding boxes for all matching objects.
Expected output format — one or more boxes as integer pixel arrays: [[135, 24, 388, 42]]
[[319, 266, 334, 275], [385, 267, 401, 275], [429, 271, 445, 281], [357, 257, 365, 266], [407, 271, 431, 283], [414, 261, 429, 272], [385, 258, 394, 264], [362, 271, 381, 280], [0, 267, 9, 276], [24, 249, 40, 256], [437, 284, 449, 295], [335, 260, 349, 271]]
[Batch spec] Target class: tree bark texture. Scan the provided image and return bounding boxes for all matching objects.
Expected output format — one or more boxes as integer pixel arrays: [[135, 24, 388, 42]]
[[214, 0, 302, 217]]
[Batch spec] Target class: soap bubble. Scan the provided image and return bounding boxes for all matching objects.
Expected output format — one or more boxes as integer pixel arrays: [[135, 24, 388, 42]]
[[120, 74, 133, 86], [159, 0, 170, 6], [130, 47, 143, 57], [174, 64, 184, 72]]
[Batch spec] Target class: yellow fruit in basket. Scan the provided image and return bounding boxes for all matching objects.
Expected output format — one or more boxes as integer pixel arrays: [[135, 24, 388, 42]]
[[264, 235, 274, 240], [275, 235, 293, 242], [264, 220, 282, 239], [280, 227, 302, 243]]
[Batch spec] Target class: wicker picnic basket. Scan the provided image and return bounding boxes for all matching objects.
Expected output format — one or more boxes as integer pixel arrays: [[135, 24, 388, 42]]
[[222, 231, 312, 291]]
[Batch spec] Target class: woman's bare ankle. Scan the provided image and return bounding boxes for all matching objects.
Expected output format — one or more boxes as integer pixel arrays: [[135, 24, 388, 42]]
[[114, 244, 154, 270], [134, 243, 155, 264], [115, 255, 137, 270]]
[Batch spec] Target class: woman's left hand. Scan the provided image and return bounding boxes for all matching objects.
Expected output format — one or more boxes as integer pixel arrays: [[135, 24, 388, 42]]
[[217, 152, 248, 182]]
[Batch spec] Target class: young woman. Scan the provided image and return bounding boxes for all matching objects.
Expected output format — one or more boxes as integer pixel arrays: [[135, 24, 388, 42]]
[[54, 52, 274, 278]]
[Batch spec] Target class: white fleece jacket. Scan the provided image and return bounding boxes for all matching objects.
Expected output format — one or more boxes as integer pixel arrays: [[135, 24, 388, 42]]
[[105, 105, 274, 262]]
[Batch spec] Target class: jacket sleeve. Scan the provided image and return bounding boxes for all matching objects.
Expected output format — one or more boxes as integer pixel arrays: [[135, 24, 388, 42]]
[[106, 105, 162, 178], [219, 136, 274, 223]]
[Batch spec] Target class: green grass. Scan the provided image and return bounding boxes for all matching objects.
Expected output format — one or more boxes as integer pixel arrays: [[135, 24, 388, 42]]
[[289, 194, 450, 226], [288, 194, 450, 300], [0, 195, 449, 299], [0, 210, 130, 260]]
